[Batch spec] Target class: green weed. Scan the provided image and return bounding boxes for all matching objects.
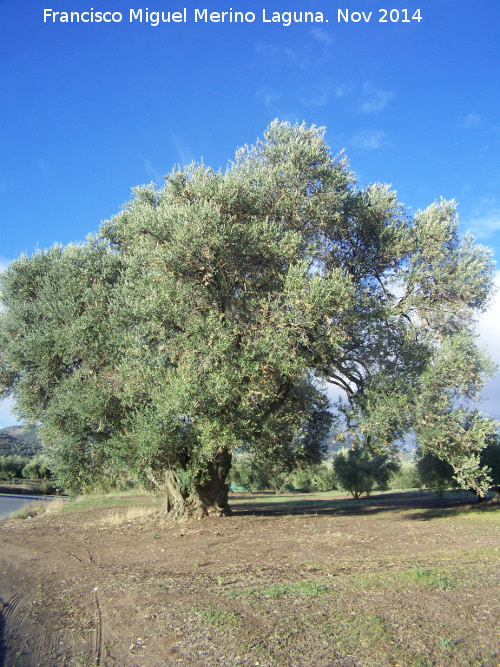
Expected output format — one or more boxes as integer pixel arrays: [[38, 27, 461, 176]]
[[70, 651, 97, 666], [323, 613, 394, 661], [229, 580, 329, 599], [195, 609, 241, 628], [438, 636, 457, 650], [344, 564, 457, 592], [407, 564, 454, 590]]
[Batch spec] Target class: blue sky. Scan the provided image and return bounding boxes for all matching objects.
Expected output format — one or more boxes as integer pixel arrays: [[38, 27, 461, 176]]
[[1, 0, 499, 427]]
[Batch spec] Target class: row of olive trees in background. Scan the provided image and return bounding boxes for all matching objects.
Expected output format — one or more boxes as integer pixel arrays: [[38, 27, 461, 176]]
[[4, 438, 498, 500], [230, 449, 400, 498], [230, 438, 500, 499], [0, 454, 52, 481]]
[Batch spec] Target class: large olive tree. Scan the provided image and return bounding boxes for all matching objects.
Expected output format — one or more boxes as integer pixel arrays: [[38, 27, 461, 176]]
[[0, 121, 496, 515]]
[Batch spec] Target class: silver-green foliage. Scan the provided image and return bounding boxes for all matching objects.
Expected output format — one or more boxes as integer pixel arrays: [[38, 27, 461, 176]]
[[333, 447, 400, 498], [230, 455, 336, 493], [0, 121, 497, 509], [22, 455, 51, 480], [388, 461, 421, 491], [0, 455, 30, 480]]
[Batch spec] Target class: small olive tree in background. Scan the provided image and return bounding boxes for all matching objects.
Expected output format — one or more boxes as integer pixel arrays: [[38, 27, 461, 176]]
[[333, 447, 400, 499], [22, 455, 52, 481], [229, 454, 274, 493], [389, 461, 421, 491], [415, 449, 456, 497], [288, 462, 337, 492]]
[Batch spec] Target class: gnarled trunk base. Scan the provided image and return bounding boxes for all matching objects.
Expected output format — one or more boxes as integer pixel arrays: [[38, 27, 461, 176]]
[[150, 449, 233, 520], [145, 468, 188, 520], [189, 448, 233, 519], [163, 469, 188, 519]]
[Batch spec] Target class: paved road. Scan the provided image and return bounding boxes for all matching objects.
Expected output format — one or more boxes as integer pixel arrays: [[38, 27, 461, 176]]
[[0, 493, 54, 520]]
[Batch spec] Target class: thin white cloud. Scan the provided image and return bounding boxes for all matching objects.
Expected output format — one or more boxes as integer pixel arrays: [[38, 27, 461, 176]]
[[255, 85, 299, 121], [457, 112, 483, 129], [310, 27, 333, 46], [351, 130, 386, 151], [171, 135, 195, 168], [256, 86, 281, 110], [143, 159, 162, 184], [465, 197, 500, 239], [255, 42, 298, 65], [37, 158, 51, 178], [468, 211, 500, 238], [334, 85, 351, 99], [300, 87, 329, 108], [359, 82, 393, 113]]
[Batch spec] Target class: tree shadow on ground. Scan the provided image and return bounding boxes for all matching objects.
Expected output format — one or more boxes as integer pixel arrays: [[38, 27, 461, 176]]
[[229, 490, 500, 521]]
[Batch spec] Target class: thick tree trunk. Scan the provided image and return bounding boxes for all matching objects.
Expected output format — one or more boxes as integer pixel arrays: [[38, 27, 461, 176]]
[[148, 449, 233, 519], [189, 448, 233, 519]]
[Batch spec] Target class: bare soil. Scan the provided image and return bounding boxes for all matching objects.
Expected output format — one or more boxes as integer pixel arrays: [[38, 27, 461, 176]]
[[1, 490, 499, 667]]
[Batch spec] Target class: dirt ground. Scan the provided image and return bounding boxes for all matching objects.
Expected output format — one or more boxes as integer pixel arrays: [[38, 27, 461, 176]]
[[1, 490, 499, 667]]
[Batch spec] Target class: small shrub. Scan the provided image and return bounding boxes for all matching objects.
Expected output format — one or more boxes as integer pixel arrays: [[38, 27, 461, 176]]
[[407, 564, 455, 590], [196, 609, 241, 628], [229, 581, 329, 599]]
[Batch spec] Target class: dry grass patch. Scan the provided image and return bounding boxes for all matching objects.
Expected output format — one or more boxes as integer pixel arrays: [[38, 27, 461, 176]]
[[44, 496, 66, 513], [97, 504, 159, 526]]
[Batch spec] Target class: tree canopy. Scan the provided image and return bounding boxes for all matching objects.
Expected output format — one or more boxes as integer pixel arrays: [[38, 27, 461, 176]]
[[0, 121, 497, 515]]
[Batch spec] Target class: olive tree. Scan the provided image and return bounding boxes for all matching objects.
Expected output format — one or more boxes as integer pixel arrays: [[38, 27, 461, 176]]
[[0, 121, 497, 516], [333, 447, 400, 499]]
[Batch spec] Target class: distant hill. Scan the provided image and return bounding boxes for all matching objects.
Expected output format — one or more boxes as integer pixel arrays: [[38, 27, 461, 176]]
[[0, 426, 42, 457]]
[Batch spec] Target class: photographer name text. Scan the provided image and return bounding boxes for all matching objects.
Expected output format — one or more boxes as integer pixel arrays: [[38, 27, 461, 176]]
[[43, 8, 423, 26]]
